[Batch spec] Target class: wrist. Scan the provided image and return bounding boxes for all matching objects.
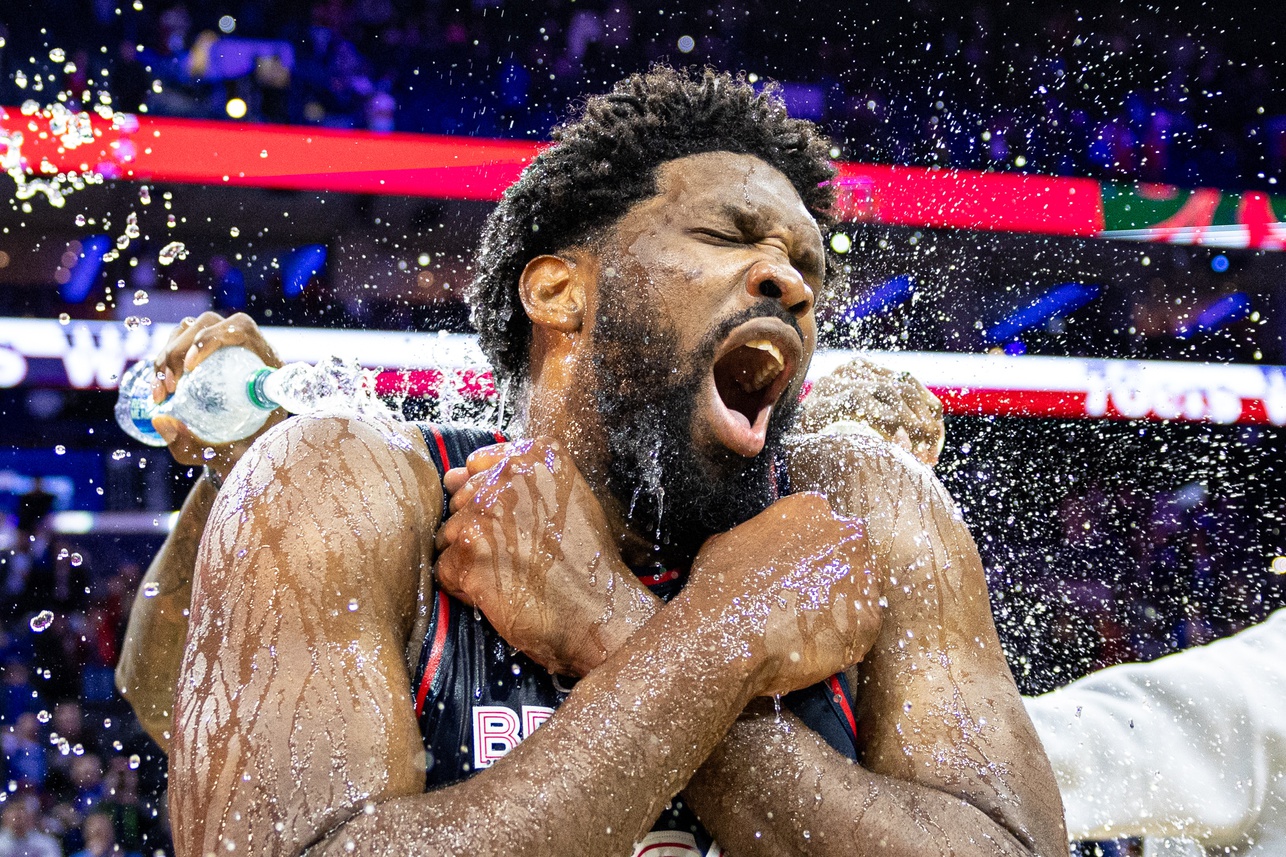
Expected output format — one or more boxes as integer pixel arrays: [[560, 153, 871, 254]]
[[202, 465, 225, 491], [661, 590, 770, 701]]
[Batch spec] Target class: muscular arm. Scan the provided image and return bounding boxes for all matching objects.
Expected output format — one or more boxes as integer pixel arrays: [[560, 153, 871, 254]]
[[170, 416, 828, 857], [115, 473, 215, 751], [683, 434, 1067, 857]]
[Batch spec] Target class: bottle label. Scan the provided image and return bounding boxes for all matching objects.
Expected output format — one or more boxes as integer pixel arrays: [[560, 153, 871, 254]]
[[129, 396, 162, 442]]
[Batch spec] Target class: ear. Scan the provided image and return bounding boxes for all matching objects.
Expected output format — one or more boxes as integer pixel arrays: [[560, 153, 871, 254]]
[[519, 255, 586, 333]]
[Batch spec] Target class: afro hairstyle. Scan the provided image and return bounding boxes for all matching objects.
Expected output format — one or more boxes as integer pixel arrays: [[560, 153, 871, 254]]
[[466, 65, 838, 389]]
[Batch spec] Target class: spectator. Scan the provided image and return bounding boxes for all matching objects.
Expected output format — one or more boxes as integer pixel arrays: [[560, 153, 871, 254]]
[[68, 812, 136, 857], [0, 796, 61, 857]]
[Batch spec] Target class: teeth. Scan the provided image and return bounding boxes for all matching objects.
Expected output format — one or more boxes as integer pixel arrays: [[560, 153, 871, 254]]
[[739, 339, 785, 393], [746, 339, 785, 367]]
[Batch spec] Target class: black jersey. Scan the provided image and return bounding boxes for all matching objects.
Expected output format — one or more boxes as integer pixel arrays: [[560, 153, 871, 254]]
[[412, 423, 860, 856]]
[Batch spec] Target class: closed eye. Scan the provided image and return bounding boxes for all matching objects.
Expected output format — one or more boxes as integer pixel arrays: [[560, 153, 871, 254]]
[[692, 228, 742, 243]]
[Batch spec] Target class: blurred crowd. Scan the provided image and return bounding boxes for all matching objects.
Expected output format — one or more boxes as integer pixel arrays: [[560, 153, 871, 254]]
[[0, 0, 1283, 191], [0, 484, 169, 857]]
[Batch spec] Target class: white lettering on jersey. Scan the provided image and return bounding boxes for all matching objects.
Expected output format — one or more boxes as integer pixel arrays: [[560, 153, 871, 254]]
[[630, 830, 704, 856], [470, 705, 557, 769]]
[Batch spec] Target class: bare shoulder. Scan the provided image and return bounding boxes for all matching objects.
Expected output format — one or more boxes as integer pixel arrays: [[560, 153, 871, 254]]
[[784, 431, 960, 560], [230, 414, 442, 521]]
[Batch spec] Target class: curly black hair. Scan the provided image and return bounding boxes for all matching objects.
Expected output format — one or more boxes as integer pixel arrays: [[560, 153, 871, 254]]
[[466, 65, 837, 389]]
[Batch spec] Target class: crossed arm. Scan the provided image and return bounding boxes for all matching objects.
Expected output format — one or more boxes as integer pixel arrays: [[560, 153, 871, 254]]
[[119, 356, 1064, 856], [683, 434, 1066, 856]]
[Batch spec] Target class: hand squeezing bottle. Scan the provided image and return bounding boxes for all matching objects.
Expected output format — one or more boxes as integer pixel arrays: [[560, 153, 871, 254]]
[[115, 347, 370, 447]]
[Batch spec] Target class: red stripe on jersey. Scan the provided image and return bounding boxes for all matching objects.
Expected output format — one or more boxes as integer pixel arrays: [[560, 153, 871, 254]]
[[414, 591, 451, 717], [826, 674, 857, 738], [425, 424, 452, 470], [635, 568, 681, 586], [491, 430, 507, 444]]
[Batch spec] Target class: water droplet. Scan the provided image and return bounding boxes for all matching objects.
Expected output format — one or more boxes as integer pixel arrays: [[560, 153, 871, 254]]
[[54, 444, 66, 454], [202, 447, 216, 460], [143, 582, 160, 598], [74, 214, 86, 226], [128, 754, 140, 769], [57, 548, 69, 560], [133, 289, 149, 305], [260, 149, 268, 158], [36, 710, 50, 723], [347, 599, 359, 612], [112, 449, 129, 460], [49, 48, 66, 63], [229, 226, 240, 237], [158, 241, 187, 265], [30, 611, 55, 632], [69, 552, 83, 567], [139, 186, 151, 205], [58, 313, 70, 325], [113, 740, 123, 751]]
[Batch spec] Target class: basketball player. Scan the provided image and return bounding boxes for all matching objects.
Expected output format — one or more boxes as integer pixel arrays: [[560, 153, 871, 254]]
[[117, 68, 1065, 857]]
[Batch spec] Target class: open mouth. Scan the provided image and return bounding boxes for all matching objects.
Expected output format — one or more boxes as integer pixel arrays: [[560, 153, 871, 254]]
[[708, 321, 801, 457]]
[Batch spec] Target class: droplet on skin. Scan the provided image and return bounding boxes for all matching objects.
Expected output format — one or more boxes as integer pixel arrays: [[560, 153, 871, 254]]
[[347, 599, 359, 612], [143, 582, 160, 598], [30, 610, 55, 632], [203, 447, 216, 460]]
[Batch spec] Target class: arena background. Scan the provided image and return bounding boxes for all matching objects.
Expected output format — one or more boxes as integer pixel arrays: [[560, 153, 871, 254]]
[[1, 2, 1284, 855]]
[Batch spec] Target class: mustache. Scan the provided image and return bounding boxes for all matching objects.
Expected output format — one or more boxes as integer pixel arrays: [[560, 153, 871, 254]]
[[700, 300, 804, 359]]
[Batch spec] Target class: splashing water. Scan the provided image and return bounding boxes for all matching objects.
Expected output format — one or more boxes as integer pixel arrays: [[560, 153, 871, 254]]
[[30, 610, 55, 632], [158, 241, 189, 265]]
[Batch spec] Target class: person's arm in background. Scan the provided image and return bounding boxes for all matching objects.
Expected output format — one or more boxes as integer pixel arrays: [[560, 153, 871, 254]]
[[1025, 609, 1286, 846], [115, 312, 282, 750]]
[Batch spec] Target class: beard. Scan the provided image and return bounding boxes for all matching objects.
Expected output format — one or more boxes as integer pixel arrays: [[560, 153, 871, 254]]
[[583, 280, 802, 560]]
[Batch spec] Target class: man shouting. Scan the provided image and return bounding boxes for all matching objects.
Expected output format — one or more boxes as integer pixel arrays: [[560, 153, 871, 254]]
[[118, 66, 1064, 857]]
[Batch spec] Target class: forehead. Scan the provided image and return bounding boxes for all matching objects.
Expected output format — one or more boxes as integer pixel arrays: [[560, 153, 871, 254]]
[[649, 152, 820, 236]]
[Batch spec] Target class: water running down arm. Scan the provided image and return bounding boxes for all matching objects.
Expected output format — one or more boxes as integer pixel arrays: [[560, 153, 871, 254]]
[[170, 418, 881, 857], [681, 433, 1068, 857], [116, 312, 283, 749]]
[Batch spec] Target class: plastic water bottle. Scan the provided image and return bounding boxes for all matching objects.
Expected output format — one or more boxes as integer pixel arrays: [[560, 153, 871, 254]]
[[115, 347, 371, 447]]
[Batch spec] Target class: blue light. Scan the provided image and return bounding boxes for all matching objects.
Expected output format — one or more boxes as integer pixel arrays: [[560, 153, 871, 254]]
[[841, 274, 915, 323], [281, 244, 327, 298], [983, 283, 1101, 345], [61, 235, 111, 303], [1211, 254, 1230, 273], [1002, 340, 1027, 355], [1177, 292, 1251, 339]]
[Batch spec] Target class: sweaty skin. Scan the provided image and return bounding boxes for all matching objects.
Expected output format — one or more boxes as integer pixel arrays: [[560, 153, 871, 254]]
[[123, 152, 1064, 857]]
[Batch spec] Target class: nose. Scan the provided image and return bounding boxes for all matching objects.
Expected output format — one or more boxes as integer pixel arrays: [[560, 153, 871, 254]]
[[745, 259, 814, 317]]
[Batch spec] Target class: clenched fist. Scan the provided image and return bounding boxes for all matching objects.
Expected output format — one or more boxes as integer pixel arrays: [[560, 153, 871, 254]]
[[435, 438, 658, 677]]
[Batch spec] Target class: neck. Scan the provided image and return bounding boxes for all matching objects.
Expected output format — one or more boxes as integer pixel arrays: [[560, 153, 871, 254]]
[[523, 355, 690, 569]]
